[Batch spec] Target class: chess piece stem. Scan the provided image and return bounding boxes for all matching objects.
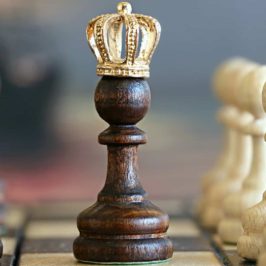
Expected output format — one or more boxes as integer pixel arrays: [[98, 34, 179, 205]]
[[201, 107, 237, 192]]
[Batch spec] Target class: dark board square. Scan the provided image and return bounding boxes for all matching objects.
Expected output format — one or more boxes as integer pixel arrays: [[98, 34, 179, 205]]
[[225, 250, 256, 266], [0, 255, 13, 266], [171, 236, 212, 252], [21, 238, 73, 254]]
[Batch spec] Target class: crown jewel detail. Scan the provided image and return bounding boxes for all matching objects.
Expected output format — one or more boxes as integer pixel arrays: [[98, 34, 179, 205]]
[[86, 2, 161, 78]]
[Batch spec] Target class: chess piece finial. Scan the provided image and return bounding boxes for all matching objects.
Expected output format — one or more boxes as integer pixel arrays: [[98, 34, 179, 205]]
[[86, 2, 161, 78], [237, 66, 266, 261], [199, 59, 253, 229], [73, 2, 173, 264]]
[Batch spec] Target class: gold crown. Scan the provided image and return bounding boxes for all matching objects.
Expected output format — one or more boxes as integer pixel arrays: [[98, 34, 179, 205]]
[[86, 2, 161, 78]]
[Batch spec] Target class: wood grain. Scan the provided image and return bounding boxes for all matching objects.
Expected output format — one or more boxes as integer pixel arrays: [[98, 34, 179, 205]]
[[73, 77, 173, 263]]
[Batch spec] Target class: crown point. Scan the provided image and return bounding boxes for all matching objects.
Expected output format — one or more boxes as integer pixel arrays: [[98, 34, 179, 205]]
[[117, 2, 132, 15]]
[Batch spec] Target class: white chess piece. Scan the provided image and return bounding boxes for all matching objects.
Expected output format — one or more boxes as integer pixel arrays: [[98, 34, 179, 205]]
[[200, 59, 253, 229], [258, 227, 266, 266], [237, 66, 266, 261], [197, 59, 245, 216], [218, 63, 266, 244]]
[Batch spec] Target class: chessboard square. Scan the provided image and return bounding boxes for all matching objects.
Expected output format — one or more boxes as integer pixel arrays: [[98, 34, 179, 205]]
[[31, 201, 94, 220], [25, 220, 78, 239], [2, 237, 16, 255], [153, 199, 184, 216], [169, 252, 221, 266], [22, 238, 73, 254], [20, 253, 172, 266], [168, 219, 200, 237], [20, 253, 78, 266], [20, 252, 221, 266], [225, 250, 256, 266], [1, 255, 13, 266], [171, 236, 212, 251], [5, 206, 26, 230]]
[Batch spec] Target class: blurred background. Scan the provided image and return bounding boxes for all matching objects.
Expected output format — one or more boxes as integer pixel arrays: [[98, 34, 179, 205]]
[[0, 0, 266, 203]]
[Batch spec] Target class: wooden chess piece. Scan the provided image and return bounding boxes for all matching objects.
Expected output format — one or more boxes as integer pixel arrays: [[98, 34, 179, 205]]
[[0, 56, 4, 258], [218, 63, 266, 244], [73, 2, 173, 264], [237, 66, 266, 261], [200, 59, 253, 229], [258, 227, 266, 266], [0, 239, 2, 258], [197, 58, 248, 216]]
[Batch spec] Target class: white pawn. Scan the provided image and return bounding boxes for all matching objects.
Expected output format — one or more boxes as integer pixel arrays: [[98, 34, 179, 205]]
[[201, 59, 245, 189], [258, 227, 266, 266], [200, 59, 253, 229], [219, 63, 266, 244], [237, 66, 266, 261], [197, 59, 243, 215], [198, 58, 248, 215]]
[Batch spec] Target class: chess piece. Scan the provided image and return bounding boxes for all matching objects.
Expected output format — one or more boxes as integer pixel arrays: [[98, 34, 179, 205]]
[[218, 63, 266, 244], [200, 59, 253, 229], [73, 2, 173, 263], [0, 52, 5, 258], [197, 58, 248, 215], [237, 66, 266, 261], [258, 227, 266, 266], [0, 55, 60, 156]]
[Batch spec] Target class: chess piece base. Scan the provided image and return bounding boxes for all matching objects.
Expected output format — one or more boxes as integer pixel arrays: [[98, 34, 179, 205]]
[[73, 201, 173, 263], [218, 218, 243, 244], [200, 178, 244, 229], [79, 259, 171, 265], [218, 187, 265, 244]]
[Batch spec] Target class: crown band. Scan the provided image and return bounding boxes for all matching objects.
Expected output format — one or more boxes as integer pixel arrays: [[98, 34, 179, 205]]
[[97, 65, 149, 78]]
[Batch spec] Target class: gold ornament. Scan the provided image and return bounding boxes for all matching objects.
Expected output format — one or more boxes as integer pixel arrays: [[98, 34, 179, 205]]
[[86, 2, 161, 78]]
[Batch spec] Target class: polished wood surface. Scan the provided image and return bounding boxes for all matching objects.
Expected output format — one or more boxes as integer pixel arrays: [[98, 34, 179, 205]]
[[73, 77, 173, 263]]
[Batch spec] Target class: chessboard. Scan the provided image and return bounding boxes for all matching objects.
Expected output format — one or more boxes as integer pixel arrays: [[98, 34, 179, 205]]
[[0, 199, 256, 266]]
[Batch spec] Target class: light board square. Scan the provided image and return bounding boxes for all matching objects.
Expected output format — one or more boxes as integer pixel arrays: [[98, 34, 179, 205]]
[[168, 219, 200, 237], [20, 252, 221, 266], [25, 220, 78, 239]]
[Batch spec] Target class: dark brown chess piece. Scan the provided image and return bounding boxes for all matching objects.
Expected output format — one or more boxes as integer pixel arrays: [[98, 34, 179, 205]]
[[0, 240, 2, 258], [0, 50, 4, 258], [73, 2, 173, 263]]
